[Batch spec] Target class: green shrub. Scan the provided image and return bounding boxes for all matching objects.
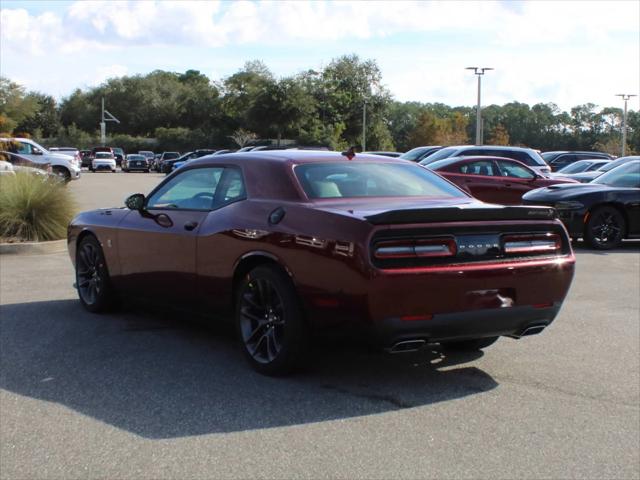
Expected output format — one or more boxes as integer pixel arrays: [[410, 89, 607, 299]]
[[0, 172, 75, 242]]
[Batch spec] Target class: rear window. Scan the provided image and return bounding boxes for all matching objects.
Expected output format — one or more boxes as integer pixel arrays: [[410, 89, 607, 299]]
[[294, 162, 466, 199]]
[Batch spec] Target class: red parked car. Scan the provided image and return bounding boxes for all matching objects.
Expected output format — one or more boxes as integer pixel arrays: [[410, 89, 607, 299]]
[[67, 151, 575, 375], [427, 156, 578, 204]]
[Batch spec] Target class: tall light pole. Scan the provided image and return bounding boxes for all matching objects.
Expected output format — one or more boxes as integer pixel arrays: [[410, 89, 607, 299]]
[[100, 97, 120, 146], [362, 98, 368, 151], [615, 93, 637, 157], [466, 67, 493, 145]]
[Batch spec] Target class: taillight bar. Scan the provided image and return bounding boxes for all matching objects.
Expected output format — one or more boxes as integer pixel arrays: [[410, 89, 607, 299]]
[[374, 238, 456, 259], [502, 233, 561, 254]]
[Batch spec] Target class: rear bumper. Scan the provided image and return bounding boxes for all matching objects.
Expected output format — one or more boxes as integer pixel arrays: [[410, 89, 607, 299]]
[[306, 255, 575, 345], [374, 303, 561, 348]]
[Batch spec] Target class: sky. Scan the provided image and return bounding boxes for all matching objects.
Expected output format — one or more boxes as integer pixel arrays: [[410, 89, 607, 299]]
[[1, 0, 638, 112]]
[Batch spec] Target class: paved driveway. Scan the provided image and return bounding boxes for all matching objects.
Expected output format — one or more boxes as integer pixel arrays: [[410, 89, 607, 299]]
[[1, 173, 638, 479]]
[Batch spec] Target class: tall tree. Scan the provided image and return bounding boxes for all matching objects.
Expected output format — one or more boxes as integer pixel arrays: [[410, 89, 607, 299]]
[[0, 77, 38, 134]]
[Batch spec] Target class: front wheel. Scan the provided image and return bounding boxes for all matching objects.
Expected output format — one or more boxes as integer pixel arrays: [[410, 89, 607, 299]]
[[52, 166, 71, 182], [76, 236, 117, 312], [442, 336, 499, 351], [235, 265, 309, 376], [584, 206, 625, 250]]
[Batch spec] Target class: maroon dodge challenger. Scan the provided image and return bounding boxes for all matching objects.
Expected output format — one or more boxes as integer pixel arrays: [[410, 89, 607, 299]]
[[68, 151, 575, 375]]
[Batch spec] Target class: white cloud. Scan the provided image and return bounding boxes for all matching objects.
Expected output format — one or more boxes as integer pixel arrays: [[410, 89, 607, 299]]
[[0, 0, 638, 110], [92, 64, 128, 86], [4, 0, 637, 52]]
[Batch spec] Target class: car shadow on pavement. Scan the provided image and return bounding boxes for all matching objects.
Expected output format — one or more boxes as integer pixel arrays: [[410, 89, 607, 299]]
[[572, 239, 640, 254], [0, 299, 498, 439]]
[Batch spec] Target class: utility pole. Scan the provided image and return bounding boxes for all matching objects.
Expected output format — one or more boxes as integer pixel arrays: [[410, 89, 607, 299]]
[[466, 67, 493, 145], [362, 98, 368, 151], [100, 97, 121, 146], [615, 94, 637, 156]]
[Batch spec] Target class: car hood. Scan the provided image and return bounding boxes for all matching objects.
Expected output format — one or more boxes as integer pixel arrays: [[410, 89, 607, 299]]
[[523, 182, 619, 201], [47, 152, 76, 161]]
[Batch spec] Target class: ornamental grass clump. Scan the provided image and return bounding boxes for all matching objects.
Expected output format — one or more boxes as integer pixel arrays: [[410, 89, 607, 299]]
[[0, 172, 75, 242]]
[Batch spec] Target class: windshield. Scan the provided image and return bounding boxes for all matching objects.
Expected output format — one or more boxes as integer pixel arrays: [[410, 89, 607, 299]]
[[541, 152, 563, 162], [295, 162, 467, 199], [557, 160, 590, 174], [95, 153, 113, 159], [420, 146, 459, 163], [127, 155, 145, 161], [399, 147, 430, 161], [592, 162, 640, 188], [599, 156, 640, 172]]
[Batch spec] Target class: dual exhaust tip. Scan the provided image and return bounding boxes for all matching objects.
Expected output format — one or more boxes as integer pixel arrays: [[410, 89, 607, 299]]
[[388, 324, 548, 353]]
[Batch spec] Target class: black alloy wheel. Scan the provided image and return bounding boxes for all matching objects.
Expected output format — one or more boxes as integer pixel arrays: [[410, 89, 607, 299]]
[[585, 206, 625, 250], [76, 236, 116, 312], [236, 265, 308, 375]]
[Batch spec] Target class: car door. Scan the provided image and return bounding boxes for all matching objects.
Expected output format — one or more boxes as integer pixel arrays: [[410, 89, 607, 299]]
[[452, 159, 502, 203], [494, 160, 539, 204], [116, 166, 225, 305], [7, 140, 43, 165]]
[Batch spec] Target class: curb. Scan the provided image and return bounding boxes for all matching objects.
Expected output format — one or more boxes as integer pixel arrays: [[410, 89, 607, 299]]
[[0, 239, 67, 255]]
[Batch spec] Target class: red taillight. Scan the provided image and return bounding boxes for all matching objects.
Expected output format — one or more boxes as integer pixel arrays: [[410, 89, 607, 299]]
[[374, 238, 456, 259], [502, 233, 561, 254]]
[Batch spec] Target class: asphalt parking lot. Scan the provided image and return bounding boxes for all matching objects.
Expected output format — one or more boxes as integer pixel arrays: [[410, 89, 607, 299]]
[[1, 171, 639, 479]]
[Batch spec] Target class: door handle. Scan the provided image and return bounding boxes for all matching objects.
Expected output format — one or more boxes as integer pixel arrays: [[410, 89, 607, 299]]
[[184, 221, 198, 231]]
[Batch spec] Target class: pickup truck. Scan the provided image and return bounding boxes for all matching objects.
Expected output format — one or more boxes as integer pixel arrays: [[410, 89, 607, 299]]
[[0, 138, 81, 181]]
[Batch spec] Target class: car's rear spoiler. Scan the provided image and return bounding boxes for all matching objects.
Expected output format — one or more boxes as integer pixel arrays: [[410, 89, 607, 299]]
[[364, 205, 557, 225]]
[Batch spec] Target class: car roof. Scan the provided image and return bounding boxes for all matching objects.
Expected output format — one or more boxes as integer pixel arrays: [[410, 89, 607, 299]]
[[189, 149, 408, 167], [183, 150, 414, 201]]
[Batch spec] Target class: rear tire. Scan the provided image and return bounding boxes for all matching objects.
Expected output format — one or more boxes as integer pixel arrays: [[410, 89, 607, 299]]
[[235, 265, 309, 376], [75, 235, 117, 313], [584, 206, 625, 250], [442, 336, 499, 351]]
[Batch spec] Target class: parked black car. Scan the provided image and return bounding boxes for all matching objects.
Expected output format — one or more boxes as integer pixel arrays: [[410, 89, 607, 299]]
[[566, 156, 640, 183], [122, 154, 149, 172], [541, 151, 614, 172], [421, 145, 551, 176], [161, 149, 216, 174], [398, 146, 443, 162], [549, 159, 611, 177], [523, 161, 640, 249]]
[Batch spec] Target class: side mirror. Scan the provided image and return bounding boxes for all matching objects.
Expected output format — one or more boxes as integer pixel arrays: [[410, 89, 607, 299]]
[[33, 149, 43, 156], [125, 193, 146, 211]]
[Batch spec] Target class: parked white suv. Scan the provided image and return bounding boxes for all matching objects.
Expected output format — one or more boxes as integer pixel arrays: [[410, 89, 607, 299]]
[[91, 152, 117, 172], [0, 138, 81, 181]]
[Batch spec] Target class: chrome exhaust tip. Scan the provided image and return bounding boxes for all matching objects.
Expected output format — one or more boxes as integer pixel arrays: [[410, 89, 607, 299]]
[[510, 324, 547, 339], [387, 339, 427, 353]]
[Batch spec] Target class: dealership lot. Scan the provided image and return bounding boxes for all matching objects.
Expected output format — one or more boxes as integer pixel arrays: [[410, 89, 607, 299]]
[[1, 172, 638, 479]]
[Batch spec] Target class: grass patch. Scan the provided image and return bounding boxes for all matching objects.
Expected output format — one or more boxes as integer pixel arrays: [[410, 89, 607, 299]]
[[0, 172, 76, 242]]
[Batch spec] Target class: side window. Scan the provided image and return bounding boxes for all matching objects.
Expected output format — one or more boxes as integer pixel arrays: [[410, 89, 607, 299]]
[[506, 151, 534, 166], [459, 161, 497, 176], [147, 167, 224, 210], [219, 168, 246, 203], [497, 161, 535, 179], [15, 142, 32, 155]]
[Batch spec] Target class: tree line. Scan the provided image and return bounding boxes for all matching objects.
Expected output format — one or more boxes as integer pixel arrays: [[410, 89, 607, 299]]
[[1, 54, 638, 155]]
